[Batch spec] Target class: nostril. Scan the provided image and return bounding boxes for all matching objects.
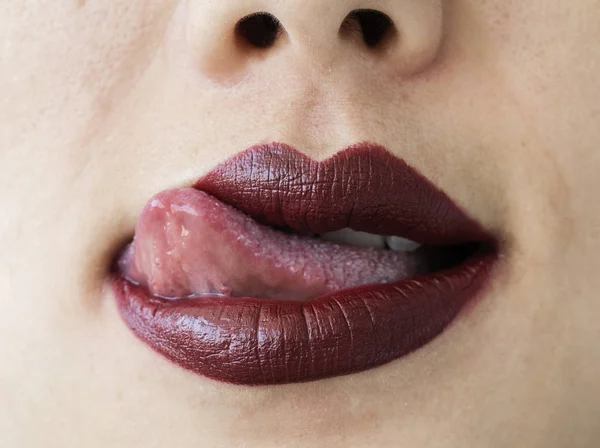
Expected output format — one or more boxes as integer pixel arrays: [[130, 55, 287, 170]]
[[235, 12, 283, 49], [341, 9, 396, 49]]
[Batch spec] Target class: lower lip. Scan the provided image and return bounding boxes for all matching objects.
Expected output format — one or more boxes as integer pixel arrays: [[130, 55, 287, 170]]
[[111, 247, 497, 386]]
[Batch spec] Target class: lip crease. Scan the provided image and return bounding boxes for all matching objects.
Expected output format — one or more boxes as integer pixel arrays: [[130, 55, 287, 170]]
[[111, 142, 498, 385]]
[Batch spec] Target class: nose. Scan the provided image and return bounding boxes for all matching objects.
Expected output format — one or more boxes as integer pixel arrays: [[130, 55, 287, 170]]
[[184, 0, 443, 80]]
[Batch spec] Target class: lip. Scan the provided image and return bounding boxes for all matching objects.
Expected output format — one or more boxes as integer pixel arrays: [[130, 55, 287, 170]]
[[111, 142, 498, 385]]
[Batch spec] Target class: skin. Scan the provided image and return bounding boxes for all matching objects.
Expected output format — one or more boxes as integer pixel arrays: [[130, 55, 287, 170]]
[[1, 0, 599, 446]]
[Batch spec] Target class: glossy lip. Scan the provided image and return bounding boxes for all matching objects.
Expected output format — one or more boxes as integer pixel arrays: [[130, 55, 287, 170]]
[[111, 143, 498, 385]]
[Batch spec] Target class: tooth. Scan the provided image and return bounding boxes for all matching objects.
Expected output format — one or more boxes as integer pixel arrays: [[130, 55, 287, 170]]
[[321, 228, 386, 249], [386, 236, 421, 252]]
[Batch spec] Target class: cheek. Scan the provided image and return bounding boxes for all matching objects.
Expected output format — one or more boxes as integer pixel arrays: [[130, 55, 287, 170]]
[[497, 1, 600, 245], [0, 1, 173, 138], [0, 1, 176, 287], [482, 0, 600, 349], [464, 0, 600, 240]]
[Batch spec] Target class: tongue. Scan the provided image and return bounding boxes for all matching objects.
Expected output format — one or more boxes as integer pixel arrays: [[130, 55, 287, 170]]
[[119, 188, 424, 301]]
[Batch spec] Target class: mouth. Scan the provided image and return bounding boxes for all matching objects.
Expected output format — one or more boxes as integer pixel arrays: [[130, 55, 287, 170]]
[[111, 143, 498, 386]]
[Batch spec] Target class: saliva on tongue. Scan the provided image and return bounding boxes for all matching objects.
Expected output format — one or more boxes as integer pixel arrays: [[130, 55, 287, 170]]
[[119, 188, 423, 301]]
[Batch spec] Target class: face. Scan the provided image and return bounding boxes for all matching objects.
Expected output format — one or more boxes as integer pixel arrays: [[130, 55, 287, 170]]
[[1, 0, 599, 446]]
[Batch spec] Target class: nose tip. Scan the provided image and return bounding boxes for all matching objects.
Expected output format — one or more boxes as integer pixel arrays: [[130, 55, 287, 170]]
[[183, 1, 443, 81]]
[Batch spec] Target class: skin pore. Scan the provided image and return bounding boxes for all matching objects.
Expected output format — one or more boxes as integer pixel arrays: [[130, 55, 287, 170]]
[[1, 0, 599, 447]]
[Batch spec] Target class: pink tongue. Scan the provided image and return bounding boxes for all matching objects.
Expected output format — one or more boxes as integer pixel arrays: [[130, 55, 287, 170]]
[[120, 188, 422, 301]]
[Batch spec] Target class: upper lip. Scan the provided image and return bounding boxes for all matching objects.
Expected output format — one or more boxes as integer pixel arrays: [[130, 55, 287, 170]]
[[111, 142, 498, 386], [194, 142, 489, 245]]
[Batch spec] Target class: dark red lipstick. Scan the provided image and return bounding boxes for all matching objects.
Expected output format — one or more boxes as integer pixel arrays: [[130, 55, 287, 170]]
[[112, 143, 497, 385]]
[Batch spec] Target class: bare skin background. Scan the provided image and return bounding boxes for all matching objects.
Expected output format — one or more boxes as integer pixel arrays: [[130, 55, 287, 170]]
[[0, 1, 599, 447]]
